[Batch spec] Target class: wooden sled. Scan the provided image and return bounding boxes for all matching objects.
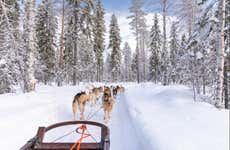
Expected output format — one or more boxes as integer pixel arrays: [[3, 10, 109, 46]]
[[20, 121, 110, 150]]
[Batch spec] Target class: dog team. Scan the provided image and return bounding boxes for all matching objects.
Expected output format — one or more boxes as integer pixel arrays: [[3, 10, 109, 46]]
[[72, 85, 125, 122]]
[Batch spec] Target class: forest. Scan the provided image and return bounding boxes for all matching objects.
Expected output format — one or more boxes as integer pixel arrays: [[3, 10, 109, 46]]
[[0, 0, 229, 109]]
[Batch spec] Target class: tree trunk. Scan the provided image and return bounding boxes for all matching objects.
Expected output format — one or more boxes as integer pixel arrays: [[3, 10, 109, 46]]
[[216, 0, 226, 108], [135, 12, 140, 83], [73, 41, 77, 85], [223, 62, 229, 109], [202, 75, 206, 95], [142, 33, 146, 81], [162, 0, 167, 86], [24, 0, 36, 92], [224, 49, 229, 109], [59, 0, 65, 68]]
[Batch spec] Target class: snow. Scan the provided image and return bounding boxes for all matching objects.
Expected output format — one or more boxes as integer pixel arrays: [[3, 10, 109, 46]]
[[0, 59, 6, 65], [0, 83, 229, 150]]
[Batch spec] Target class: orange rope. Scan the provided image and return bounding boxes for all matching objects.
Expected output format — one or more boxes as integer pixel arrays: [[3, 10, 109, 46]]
[[69, 125, 91, 150]]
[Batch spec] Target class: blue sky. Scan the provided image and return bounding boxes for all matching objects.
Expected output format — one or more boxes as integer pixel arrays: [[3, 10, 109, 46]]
[[102, 0, 131, 12], [36, 0, 131, 12]]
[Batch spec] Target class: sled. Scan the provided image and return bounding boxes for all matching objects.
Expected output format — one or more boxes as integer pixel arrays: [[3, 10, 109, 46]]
[[20, 121, 110, 150]]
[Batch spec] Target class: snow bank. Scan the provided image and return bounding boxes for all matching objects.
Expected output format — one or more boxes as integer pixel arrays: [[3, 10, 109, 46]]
[[124, 83, 229, 150]]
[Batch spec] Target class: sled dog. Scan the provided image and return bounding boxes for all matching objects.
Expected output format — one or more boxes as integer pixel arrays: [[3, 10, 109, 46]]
[[72, 92, 91, 120], [91, 86, 103, 104], [102, 87, 115, 122]]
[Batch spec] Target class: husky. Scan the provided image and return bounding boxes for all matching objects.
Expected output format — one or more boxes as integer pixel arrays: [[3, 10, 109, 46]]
[[72, 92, 92, 120], [91, 86, 104, 104], [102, 87, 115, 122], [112, 86, 118, 98], [117, 85, 125, 93]]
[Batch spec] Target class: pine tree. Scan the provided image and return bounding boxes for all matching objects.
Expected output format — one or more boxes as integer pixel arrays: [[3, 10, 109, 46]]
[[0, 0, 20, 93], [169, 21, 179, 84], [63, 17, 74, 84], [149, 14, 161, 83], [177, 34, 187, 84], [161, 0, 169, 85], [93, 0, 106, 82], [123, 42, 132, 81], [224, 0, 230, 109], [78, 34, 96, 82], [104, 53, 112, 82], [64, 0, 94, 85], [35, 0, 57, 84], [128, 0, 146, 83], [108, 14, 122, 82], [56, 0, 65, 86], [131, 51, 138, 81]]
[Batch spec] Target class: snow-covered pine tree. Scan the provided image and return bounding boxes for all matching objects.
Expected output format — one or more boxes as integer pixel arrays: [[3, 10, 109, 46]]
[[184, 0, 220, 102], [93, 0, 106, 82], [0, 0, 20, 93], [177, 34, 187, 84], [224, 0, 230, 109], [108, 14, 122, 82], [139, 10, 148, 82], [35, 0, 57, 84], [128, 0, 146, 83], [78, 33, 96, 82], [22, 0, 36, 92], [56, 0, 65, 86], [169, 21, 180, 84], [149, 13, 161, 83], [104, 53, 112, 82], [62, 17, 74, 84], [64, 0, 94, 85], [131, 50, 138, 81], [123, 42, 132, 81], [161, 0, 168, 86]]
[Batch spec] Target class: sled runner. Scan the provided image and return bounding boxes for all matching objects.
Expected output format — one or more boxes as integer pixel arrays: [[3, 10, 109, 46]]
[[20, 121, 110, 150]]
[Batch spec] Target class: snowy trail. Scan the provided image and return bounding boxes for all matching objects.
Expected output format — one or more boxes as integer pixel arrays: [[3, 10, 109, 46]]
[[0, 84, 228, 150], [108, 94, 143, 150], [51, 93, 144, 150], [38, 87, 144, 150]]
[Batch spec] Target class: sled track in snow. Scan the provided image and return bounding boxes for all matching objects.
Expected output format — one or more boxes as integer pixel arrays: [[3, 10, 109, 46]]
[[51, 92, 144, 150], [109, 94, 144, 150]]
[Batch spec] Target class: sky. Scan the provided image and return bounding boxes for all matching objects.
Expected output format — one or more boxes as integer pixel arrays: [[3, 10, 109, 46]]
[[102, 0, 131, 12], [36, 0, 176, 53]]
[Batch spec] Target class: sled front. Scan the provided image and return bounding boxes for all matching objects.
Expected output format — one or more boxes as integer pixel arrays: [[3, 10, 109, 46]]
[[20, 121, 110, 150]]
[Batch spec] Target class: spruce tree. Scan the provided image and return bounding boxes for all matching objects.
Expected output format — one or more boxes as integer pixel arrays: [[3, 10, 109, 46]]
[[131, 51, 138, 81], [64, 0, 94, 85], [93, 0, 106, 82], [128, 0, 146, 83], [36, 0, 57, 84], [149, 14, 161, 83], [123, 42, 132, 81], [78, 34, 96, 82], [169, 21, 179, 84], [224, 0, 230, 109], [108, 14, 122, 82], [0, 0, 20, 93], [104, 53, 112, 82]]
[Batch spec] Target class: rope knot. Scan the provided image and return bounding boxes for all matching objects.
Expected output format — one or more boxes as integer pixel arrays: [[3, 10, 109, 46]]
[[70, 124, 91, 150]]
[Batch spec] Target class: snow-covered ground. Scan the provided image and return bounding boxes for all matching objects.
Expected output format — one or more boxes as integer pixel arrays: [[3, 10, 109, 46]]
[[0, 83, 229, 150]]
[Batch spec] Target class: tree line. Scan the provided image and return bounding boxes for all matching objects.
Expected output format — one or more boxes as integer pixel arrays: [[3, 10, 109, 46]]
[[0, 0, 229, 109]]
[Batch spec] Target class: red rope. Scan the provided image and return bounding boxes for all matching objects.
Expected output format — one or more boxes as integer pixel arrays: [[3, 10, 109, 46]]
[[69, 125, 91, 150]]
